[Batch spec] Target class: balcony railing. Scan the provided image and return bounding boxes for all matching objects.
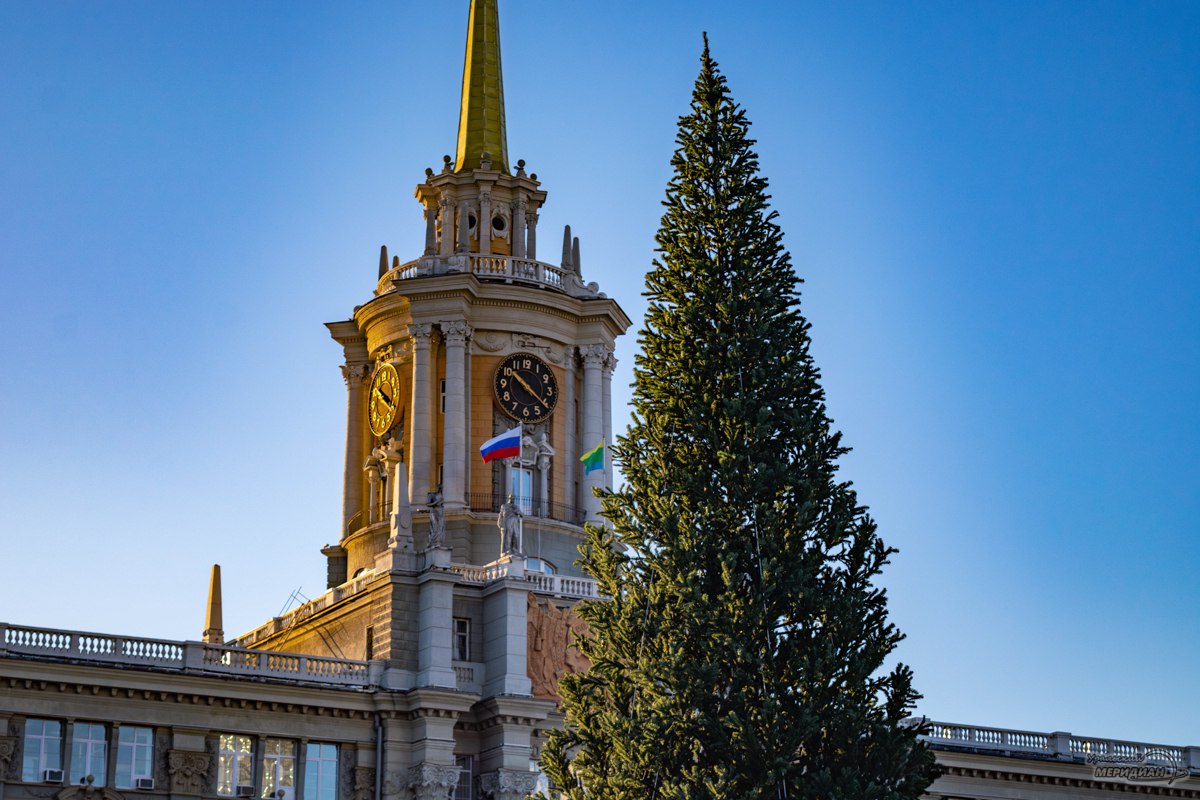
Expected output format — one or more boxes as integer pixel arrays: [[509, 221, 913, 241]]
[[468, 492, 584, 526], [449, 561, 600, 600]]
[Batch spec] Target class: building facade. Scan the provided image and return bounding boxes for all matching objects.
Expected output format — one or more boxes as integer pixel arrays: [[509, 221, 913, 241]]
[[1, 3, 1195, 800]]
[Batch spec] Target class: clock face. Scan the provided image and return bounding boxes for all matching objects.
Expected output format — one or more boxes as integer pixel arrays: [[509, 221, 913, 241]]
[[369, 362, 402, 437], [494, 353, 558, 424]]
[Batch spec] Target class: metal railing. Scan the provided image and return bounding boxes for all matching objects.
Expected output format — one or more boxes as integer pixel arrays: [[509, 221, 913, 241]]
[[468, 493, 584, 526]]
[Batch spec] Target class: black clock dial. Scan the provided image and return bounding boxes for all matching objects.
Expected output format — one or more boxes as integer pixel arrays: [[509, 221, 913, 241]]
[[494, 352, 558, 424]]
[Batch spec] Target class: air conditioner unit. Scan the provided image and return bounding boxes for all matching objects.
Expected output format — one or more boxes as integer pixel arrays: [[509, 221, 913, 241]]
[[235, 786, 255, 798], [135, 778, 156, 791], [42, 770, 64, 784]]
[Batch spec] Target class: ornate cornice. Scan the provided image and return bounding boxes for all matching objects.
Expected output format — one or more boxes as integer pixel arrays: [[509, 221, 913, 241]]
[[940, 764, 1200, 798]]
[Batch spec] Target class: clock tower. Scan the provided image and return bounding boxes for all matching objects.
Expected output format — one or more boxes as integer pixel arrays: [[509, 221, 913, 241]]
[[324, 0, 629, 588]]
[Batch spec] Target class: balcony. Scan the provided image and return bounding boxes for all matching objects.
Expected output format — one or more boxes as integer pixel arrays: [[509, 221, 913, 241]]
[[376, 254, 603, 299]]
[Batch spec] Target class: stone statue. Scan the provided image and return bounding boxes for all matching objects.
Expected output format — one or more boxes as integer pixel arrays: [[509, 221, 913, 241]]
[[426, 484, 445, 549], [497, 494, 523, 555]]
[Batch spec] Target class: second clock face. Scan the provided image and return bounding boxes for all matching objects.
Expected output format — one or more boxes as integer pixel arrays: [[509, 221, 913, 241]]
[[494, 353, 558, 424], [369, 362, 402, 437]]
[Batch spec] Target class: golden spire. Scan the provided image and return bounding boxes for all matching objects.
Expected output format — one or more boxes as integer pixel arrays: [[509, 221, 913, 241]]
[[454, 0, 509, 175], [203, 564, 224, 644]]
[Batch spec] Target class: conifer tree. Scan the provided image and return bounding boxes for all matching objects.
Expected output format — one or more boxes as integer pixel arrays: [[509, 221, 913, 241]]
[[540, 38, 939, 800]]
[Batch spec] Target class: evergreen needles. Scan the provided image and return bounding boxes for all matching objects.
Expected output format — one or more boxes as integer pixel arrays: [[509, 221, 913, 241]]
[[541, 37, 939, 800]]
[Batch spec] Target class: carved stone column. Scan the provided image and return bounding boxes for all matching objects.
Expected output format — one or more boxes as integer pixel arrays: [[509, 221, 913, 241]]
[[563, 349, 577, 513], [537, 453, 550, 519], [407, 764, 459, 800], [409, 324, 436, 506], [340, 362, 371, 539], [423, 202, 437, 256], [479, 769, 537, 800], [456, 201, 470, 253], [601, 351, 616, 489], [478, 191, 492, 256], [526, 210, 538, 260], [438, 193, 454, 257], [511, 197, 527, 259], [440, 321, 471, 511], [382, 439, 411, 550], [579, 344, 609, 523]]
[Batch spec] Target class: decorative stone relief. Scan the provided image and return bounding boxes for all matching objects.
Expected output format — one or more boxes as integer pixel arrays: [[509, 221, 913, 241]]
[[55, 776, 124, 800], [352, 767, 376, 800], [0, 736, 16, 781], [381, 770, 411, 800], [153, 730, 171, 790], [167, 749, 211, 795], [376, 341, 413, 365], [527, 594, 590, 700], [479, 768, 538, 800], [406, 764, 459, 800], [473, 331, 508, 353]]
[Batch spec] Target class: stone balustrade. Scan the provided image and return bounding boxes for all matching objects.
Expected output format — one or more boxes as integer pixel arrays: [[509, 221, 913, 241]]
[[449, 561, 600, 600], [0, 622, 376, 689], [920, 720, 1200, 770], [377, 254, 584, 296]]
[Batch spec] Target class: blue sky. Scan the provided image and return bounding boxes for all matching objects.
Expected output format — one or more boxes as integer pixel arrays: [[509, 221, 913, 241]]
[[1, 1, 1197, 745]]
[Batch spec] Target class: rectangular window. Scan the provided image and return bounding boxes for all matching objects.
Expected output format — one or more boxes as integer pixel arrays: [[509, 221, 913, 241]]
[[217, 734, 254, 796], [21, 719, 62, 782], [70, 723, 108, 786], [262, 739, 295, 799], [510, 468, 533, 514], [454, 755, 473, 800], [302, 743, 338, 800], [115, 727, 154, 789], [453, 618, 470, 662]]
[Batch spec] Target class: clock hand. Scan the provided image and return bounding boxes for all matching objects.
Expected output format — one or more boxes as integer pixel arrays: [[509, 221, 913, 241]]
[[512, 371, 546, 405]]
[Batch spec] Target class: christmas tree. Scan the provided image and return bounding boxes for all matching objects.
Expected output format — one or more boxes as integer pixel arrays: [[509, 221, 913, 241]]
[[540, 37, 939, 800]]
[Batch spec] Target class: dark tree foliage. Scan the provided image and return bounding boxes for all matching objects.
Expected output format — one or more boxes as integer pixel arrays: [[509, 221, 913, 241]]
[[540, 38, 939, 800]]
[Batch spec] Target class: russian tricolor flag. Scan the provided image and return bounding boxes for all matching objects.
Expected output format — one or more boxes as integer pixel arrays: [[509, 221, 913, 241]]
[[480, 425, 522, 463]]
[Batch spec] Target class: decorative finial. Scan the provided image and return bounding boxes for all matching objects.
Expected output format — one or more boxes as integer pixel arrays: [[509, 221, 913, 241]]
[[379, 245, 389, 278], [425, 167, 434, 178], [203, 564, 224, 644], [572, 237, 581, 275], [442, 154, 453, 174], [481, 151, 493, 171], [561, 225, 573, 268], [516, 159, 527, 177]]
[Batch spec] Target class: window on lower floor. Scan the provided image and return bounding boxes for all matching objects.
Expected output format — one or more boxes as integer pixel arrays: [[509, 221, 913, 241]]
[[115, 727, 154, 789], [302, 743, 338, 800], [70, 722, 107, 785], [526, 558, 556, 575], [217, 734, 254, 796], [21, 719, 62, 782], [262, 739, 296, 799], [453, 755, 473, 800]]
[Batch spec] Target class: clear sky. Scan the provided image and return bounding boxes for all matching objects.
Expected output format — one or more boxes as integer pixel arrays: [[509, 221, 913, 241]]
[[1, 1, 1197, 746]]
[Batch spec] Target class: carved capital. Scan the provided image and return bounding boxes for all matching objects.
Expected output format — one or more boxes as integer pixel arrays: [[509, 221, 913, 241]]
[[580, 343, 612, 369], [381, 770, 412, 800], [408, 323, 435, 348], [406, 764, 459, 800], [341, 363, 371, 386], [167, 749, 211, 795], [479, 768, 538, 800], [440, 320, 472, 346], [0, 736, 15, 780], [527, 210, 539, 223], [512, 197, 528, 212], [602, 352, 617, 374]]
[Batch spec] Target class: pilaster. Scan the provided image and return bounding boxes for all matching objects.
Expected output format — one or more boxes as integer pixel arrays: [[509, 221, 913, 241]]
[[409, 324, 436, 505], [579, 344, 609, 523], [440, 320, 471, 512], [340, 362, 371, 539], [416, 548, 459, 689], [601, 351, 616, 489], [481, 570, 533, 698]]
